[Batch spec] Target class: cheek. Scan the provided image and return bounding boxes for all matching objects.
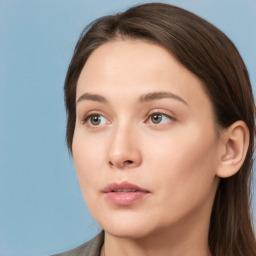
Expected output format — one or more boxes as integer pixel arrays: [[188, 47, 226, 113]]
[[144, 124, 219, 209], [72, 128, 106, 196]]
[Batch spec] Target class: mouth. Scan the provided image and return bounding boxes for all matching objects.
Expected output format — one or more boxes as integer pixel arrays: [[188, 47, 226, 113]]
[[102, 182, 150, 206]]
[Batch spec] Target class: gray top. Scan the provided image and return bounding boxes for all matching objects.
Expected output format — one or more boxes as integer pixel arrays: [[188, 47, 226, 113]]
[[52, 232, 104, 256]]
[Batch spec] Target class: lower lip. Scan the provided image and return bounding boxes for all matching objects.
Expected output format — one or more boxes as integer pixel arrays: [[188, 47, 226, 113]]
[[104, 191, 148, 205]]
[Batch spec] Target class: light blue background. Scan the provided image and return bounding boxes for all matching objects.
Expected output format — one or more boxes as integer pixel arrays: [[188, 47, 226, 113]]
[[0, 0, 255, 255]]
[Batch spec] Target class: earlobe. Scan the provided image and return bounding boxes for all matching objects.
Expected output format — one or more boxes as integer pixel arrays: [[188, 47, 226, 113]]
[[216, 121, 250, 178]]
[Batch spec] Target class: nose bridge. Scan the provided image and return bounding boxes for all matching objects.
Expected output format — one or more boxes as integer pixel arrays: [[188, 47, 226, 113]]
[[107, 119, 142, 169]]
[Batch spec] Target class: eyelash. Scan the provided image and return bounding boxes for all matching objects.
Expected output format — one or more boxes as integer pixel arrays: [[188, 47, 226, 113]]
[[82, 111, 175, 128]]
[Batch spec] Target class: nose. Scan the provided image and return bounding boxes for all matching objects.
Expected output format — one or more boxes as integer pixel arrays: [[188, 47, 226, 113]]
[[107, 125, 142, 169]]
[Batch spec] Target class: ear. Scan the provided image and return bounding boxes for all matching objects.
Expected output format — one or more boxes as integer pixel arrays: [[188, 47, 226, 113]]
[[216, 121, 250, 178]]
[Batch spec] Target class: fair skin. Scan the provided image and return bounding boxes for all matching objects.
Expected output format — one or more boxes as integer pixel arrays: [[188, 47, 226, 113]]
[[72, 40, 249, 256]]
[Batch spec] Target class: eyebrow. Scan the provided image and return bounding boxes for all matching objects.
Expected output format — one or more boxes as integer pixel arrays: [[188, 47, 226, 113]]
[[77, 93, 108, 104], [139, 91, 188, 105], [76, 91, 188, 106]]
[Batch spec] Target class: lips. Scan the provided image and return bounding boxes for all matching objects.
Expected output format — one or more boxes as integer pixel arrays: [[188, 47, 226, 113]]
[[103, 182, 150, 205]]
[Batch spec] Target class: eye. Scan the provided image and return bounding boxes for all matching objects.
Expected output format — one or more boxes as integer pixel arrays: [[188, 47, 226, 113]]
[[83, 114, 109, 127], [147, 112, 173, 125]]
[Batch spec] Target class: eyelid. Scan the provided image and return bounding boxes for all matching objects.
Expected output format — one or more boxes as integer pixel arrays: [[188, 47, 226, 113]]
[[147, 108, 176, 117]]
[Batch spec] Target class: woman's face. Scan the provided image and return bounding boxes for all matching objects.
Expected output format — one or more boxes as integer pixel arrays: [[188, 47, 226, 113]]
[[73, 40, 222, 239]]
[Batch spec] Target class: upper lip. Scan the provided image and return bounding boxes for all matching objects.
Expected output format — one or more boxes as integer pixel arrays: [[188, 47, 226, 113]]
[[103, 182, 150, 193]]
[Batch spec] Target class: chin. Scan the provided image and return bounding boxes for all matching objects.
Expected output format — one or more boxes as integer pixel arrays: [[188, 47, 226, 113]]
[[95, 211, 162, 239], [104, 225, 154, 239]]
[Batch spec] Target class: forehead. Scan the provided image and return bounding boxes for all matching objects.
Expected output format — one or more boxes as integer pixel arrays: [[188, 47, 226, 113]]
[[76, 39, 212, 113], [78, 40, 188, 87]]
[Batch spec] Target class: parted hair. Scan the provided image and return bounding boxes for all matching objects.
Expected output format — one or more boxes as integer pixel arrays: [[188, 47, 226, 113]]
[[64, 3, 256, 255]]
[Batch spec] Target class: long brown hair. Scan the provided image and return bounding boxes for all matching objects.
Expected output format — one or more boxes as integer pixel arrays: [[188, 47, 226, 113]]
[[64, 3, 256, 255]]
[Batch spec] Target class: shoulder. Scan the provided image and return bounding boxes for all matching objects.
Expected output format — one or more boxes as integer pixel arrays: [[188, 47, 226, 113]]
[[52, 231, 104, 256]]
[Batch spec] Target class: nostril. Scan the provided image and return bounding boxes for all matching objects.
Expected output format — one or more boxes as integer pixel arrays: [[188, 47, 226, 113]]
[[108, 159, 136, 168]]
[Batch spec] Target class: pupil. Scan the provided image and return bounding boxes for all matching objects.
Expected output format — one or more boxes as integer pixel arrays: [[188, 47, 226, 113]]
[[91, 115, 101, 125], [152, 114, 162, 124]]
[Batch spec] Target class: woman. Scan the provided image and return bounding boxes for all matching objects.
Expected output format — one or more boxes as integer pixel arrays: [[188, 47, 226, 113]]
[[54, 3, 256, 256]]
